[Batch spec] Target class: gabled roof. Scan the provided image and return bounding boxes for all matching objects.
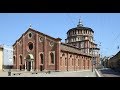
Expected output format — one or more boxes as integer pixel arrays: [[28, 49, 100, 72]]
[[61, 42, 92, 57], [13, 28, 62, 46]]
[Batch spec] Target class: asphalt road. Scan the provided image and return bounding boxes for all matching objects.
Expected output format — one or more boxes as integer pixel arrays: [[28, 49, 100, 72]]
[[99, 68, 120, 77]]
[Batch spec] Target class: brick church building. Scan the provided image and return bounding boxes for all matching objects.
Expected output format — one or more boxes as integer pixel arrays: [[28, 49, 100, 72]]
[[13, 19, 100, 71]]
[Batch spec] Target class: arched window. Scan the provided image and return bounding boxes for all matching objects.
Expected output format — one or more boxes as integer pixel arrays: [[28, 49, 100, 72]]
[[28, 32, 32, 38], [40, 53, 44, 64], [75, 30, 76, 34], [62, 53, 65, 56], [13, 56, 15, 64], [50, 52, 54, 64], [28, 42, 33, 50], [20, 55, 22, 64]]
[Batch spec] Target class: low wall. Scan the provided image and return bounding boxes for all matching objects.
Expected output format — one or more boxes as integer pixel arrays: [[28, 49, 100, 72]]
[[94, 69, 103, 77]]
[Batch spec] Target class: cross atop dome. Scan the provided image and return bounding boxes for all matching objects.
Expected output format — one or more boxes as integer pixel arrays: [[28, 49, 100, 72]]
[[77, 19, 83, 27]]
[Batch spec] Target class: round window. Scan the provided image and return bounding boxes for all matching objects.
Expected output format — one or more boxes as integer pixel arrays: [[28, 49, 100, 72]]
[[28, 42, 33, 50], [50, 41, 54, 46], [39, 37, 43, 42], [28, 32, 32, 38]]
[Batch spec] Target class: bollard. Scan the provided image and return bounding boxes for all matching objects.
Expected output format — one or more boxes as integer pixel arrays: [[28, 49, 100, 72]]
[[48, 71, 51, 74], [8, 69, 11, 76]]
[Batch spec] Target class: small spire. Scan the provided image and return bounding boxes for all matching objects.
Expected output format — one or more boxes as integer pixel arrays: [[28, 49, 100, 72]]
[[29, 24, 32, 28], [77, 19, 83, 27]]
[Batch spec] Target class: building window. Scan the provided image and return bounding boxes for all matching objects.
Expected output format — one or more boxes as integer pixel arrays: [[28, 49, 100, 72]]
[[76, 56, 78, 58], [28, 32, 32, 38], [75, 31, 76, 34], [40, 53, 44, 64], [62, 53, 65, 56], [73, 31, 74, 35], [13, 56, 15, 64], [50, 52, 55, 64], [20, 55, 22, 64], [39, 37, 43, 42], [49, 41, 54, 47], [28, 42, 33, 51], [84, 30, 85, 34]]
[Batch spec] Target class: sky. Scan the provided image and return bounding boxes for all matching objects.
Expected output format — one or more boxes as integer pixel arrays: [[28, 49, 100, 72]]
[[0, 13, 120, 57]]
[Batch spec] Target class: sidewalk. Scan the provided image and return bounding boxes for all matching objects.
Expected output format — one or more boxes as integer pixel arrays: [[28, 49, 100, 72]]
[[0, 70, 97, 77]]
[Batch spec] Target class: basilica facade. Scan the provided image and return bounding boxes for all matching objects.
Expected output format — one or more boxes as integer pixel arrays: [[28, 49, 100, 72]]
[[13, 20, 100, 71]]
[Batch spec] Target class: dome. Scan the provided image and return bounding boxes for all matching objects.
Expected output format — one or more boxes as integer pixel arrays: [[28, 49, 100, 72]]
[[67, 19, 94, 34]]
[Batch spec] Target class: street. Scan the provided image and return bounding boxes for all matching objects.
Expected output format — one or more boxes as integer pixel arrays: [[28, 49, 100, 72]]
[[98, 68, 120, 77]]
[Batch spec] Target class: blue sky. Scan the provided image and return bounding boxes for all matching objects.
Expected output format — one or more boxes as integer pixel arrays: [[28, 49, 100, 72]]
[[0, 13, 120, 57]]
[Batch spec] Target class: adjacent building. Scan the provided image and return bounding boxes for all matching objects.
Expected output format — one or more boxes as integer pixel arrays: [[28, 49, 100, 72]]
[[3, 45, 13, 69], [65, 19, 100, 67], [0, 45, 3, 71], [0, 44, 13, 70], [108, 51, 120, 71], [13, 20, 100, 71]]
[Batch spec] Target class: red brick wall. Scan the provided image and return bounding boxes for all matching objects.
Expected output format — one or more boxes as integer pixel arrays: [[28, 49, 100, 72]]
[[13, 28, 93, 71], [13, 29, 59, 71], [59, 51, 92, 71]]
